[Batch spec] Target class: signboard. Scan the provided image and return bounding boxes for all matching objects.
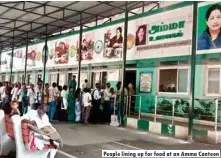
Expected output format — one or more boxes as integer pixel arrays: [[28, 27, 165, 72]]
[[197, 2, 221, 54], [0, 51, 11, 73], [108, 70, 119, 81], [127, 5, 193, 60], [47, 34, 79, 68], [12, 47, 26, 71], [26, 42, 44, 70], [139, 72, 152, 93]]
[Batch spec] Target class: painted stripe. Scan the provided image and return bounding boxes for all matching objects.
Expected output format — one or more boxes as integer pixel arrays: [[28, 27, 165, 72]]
[[112, 141, 144, 150], [149, 121, 161, 134], [58, 150, 78, 158], [127, 118, 138, 129]]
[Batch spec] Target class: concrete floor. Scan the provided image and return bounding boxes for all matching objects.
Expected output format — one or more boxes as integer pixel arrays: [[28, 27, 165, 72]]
[[52, 123, 221, 158], [4, 122, 221, 158]]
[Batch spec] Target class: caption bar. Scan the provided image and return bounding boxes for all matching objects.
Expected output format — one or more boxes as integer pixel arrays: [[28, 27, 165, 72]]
[[102, 150, 220, 157]]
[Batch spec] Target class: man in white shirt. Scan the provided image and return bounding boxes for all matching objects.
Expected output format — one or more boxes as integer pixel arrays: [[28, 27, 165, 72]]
[[91, 83, 101, 123], [48, 82, 59, 121], [21, 104, 62, 153], [34, 83, 43, 110], [82, 79, 90, 90], [0, 82, 7, 101], [11, 83, 18, 101], [83, 88, 92, 124], [0, 82, 3, 101], [27, 84, 35, 109], [103, 83, 111, 123]]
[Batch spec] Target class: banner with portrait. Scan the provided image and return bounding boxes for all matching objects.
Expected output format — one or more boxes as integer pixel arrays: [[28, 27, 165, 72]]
[[47, 34, 79, 68], [197, 2, 221, 54], [80, 31, 95, 61], [103, 25, 123, 59], [26, 43, 44, 70], [126, 5, 193, 60]]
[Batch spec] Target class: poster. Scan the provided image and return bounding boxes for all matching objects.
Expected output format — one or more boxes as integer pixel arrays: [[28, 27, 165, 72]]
[[27, 43, 44, 69], [108, 70, 119, 81], [0, 51, 11, 72], [47, 34, 79, 68], [12, 47, 26, 71], [135, 24, 147, 46], [126, 5, 193, 60], [197, 2, 221, 53], [77, 31, 95, 61], [139, 72, 152, 92], [103, 26, 123, 59]]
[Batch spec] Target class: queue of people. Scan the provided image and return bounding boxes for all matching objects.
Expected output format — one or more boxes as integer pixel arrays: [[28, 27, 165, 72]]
[[0, 75, 132, 125]]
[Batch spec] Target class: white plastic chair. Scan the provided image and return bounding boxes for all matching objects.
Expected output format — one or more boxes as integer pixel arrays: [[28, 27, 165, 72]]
[[11, 115, 57, 158], [0, 110, 16, 156]]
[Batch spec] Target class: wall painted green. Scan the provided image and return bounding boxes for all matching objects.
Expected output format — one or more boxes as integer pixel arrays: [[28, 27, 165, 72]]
[[194, 60, 204, 98], [135, 67, 157, 113], [161, 124, 175, 136], [138, 120, 149, 131]]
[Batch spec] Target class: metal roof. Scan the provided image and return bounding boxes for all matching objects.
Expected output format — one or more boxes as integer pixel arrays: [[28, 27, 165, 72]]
[[0, 1, 159, 51]]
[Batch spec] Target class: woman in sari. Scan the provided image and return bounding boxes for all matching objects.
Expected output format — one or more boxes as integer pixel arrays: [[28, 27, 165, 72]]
[[74, 88, 81, 123], [21, 83, 29, 114], [67, 87, 75, 123]]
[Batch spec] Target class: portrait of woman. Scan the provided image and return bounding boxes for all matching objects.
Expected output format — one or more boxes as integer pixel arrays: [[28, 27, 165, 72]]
[[108, 27, 123, 48], [197, 4, 221, 50], [135, 25, 147, 46]]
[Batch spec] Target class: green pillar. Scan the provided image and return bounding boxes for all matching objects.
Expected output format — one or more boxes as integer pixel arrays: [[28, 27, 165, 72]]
[[188, 2, 198, 141]]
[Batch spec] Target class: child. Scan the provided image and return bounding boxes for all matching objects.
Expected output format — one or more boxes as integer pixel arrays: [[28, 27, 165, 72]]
[[10, 100, 20, 116]]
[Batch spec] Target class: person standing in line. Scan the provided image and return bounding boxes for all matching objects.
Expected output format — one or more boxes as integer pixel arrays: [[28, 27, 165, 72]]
[[48, 82, 59, 121], [34, 82, 43, 110], [2, 84, 12, 108], [0, 82, 3, 108], [21, 83, 29, 114], [91, 83, 101, 123], [11, 83, 18, 101], [17, 83, 23, 115], [68, 75, 77, 92], [81, 88, 86, 123], [83, 88, 92, 124], [82, 79, 90, 90], [55, 86, 62, 121], [0, 82, 8, 102], [43, 83, 49, 104], [27, 84, 35, 110], [67, 87, 75, 123], [103, 83, 112, 123], [61, 85, 68, 110], [74, 88, 81, 123], [116, 81, 128, 123], [60, 85, 68, 122]]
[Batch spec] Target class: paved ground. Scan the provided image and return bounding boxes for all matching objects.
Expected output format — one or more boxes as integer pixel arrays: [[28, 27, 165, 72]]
[[52, 123, 221, 158], [4, 122, 221, 158]]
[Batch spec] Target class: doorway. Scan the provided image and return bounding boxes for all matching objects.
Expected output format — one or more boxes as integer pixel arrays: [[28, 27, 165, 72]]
[[91, 71, 107, 89], [125, 70, 137, 116]]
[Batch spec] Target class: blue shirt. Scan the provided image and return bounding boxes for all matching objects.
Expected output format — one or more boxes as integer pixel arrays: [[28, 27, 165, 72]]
[[197, 31, 221, 51]]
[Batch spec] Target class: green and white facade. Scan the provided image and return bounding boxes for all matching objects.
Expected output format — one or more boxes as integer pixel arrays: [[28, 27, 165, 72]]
[[1, 1, 221, 144]]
